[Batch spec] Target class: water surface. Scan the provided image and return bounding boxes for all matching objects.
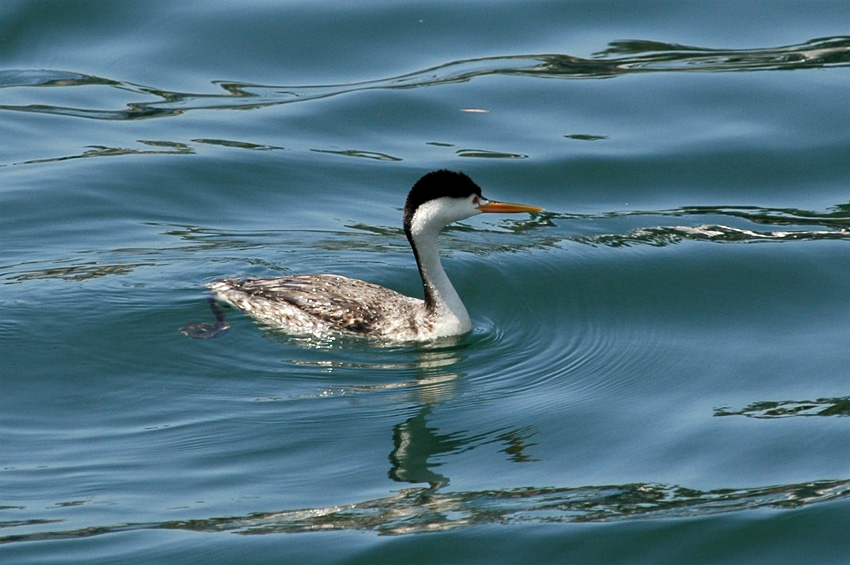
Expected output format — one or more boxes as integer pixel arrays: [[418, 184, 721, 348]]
[[1, 1, 849, 563]]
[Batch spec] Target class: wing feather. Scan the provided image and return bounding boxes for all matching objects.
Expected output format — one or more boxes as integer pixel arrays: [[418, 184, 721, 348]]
[[208, 274, 422, 336]]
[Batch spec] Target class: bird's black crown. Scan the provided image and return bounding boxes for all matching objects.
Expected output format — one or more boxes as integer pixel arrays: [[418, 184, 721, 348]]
[[403, 170, 482, 223]]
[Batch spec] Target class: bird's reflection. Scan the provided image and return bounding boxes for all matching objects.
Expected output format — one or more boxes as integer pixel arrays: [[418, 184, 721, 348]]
[[387, 344, 537, 490], [389, 405, 452, 488]]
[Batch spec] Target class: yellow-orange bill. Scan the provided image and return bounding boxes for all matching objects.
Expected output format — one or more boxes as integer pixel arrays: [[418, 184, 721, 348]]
[[478, 200, 544, 213]]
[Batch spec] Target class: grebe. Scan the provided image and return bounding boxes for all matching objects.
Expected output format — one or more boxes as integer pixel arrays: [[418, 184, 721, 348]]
[[202, 170, 542, 341]]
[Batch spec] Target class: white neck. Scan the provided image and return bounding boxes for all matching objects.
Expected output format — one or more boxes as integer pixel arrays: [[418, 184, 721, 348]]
[[407, 205, 473, 336]]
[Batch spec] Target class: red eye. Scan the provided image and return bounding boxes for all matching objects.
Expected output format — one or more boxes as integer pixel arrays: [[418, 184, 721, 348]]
[[473, 197, 479, 204]]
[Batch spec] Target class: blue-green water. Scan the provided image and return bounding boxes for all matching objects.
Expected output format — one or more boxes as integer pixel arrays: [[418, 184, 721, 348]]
[[2, 1, 849, 563]]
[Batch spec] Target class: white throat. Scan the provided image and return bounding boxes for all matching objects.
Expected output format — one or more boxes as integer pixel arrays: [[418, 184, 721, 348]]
[[407, 199, 478, 336]]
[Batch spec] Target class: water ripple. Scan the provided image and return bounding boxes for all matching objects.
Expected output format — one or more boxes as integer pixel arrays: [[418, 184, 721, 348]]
[[576, 223, 850, 247], [715, 396, 850, 419], [3, 478, 847, 542], [467, 275, 667, 411], [552, 203, 850, 249], [1, 37, 846, 122]]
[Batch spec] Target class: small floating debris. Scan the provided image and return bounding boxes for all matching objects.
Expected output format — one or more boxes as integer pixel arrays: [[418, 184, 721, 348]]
[[456, 148, 527, 159], [564, 134, 609, 141]]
